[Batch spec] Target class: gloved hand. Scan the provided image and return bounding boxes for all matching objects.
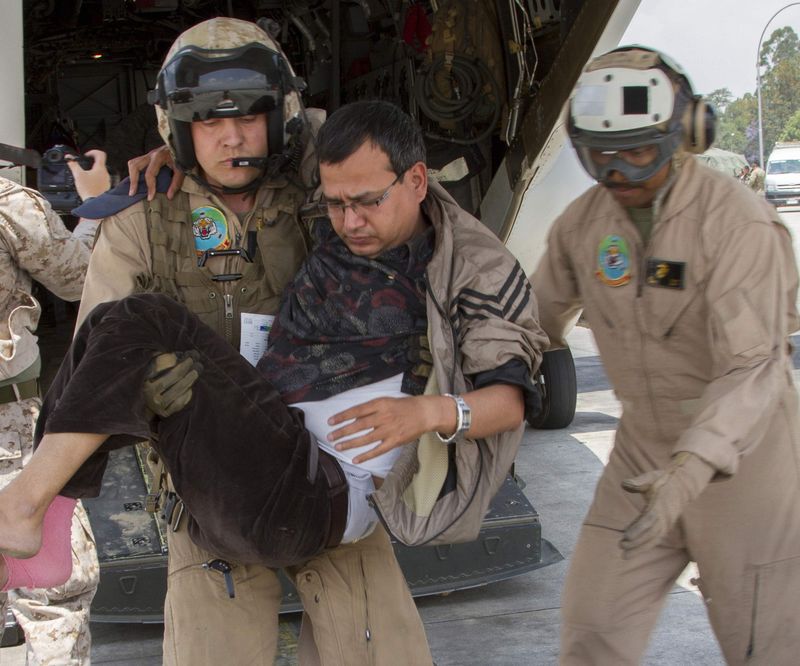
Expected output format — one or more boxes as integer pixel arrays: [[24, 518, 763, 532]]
[[143, 351, 202, 419], [620, 451, 715, 556]]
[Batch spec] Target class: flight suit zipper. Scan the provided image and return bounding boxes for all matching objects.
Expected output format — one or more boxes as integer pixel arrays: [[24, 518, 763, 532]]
[[223, 292, 234, 343], [359, 558, 373, 661]]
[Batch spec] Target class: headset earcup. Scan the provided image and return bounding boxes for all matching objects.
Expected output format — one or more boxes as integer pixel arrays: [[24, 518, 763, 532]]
[[700, 101, 717, 150], [683, 98, 716, 153]]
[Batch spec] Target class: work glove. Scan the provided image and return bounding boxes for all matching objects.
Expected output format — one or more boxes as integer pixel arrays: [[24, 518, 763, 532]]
[[620, 451, 716, 556], [143, 351, 202, 419]]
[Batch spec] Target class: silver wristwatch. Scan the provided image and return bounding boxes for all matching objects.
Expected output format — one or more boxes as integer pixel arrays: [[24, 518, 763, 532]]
[[436, 393, 472, 443]]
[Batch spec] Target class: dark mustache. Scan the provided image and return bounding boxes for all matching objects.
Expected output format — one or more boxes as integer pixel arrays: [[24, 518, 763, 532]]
[[603, 181, 644, 190]]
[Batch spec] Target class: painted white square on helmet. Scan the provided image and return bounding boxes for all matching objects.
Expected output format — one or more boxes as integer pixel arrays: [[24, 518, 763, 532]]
[[572, 67, 675, 132]]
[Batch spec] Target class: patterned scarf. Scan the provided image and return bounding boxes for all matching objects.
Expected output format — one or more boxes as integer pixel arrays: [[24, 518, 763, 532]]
[[259, 220, 434, 403]]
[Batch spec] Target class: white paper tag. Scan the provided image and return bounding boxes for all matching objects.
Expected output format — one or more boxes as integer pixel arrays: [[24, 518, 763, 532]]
[[240, 312, 275, 366]]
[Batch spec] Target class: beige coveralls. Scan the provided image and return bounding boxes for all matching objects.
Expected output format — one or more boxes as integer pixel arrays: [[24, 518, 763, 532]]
[[0, 178, 99, 665], [534, 157, 800, 665], [78, 176, 432, 666]]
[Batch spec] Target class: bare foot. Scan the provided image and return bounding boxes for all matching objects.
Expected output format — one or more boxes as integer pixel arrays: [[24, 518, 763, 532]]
[[0, 490, 45, 559]]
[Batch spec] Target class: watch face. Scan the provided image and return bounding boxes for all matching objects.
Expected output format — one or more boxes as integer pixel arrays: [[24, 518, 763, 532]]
[[458, 396, 472, 431], [452, 394, 471, 432], [436, 394, 471, 443]]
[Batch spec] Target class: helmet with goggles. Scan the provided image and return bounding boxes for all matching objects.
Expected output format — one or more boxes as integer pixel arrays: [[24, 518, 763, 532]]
[[149, 17, 307, 178], [568, 46, 715, 184]]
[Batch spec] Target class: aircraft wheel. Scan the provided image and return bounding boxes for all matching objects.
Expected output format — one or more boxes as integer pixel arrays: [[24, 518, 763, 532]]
[[528, 348, 577, 430]]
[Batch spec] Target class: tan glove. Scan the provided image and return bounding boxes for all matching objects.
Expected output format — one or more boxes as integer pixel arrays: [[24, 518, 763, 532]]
[[143, 351, 202, 419], [620, 451, 715, 556]]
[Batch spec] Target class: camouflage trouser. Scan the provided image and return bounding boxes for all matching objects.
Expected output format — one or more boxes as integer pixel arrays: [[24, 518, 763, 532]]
[[0, 396, 100, 666]]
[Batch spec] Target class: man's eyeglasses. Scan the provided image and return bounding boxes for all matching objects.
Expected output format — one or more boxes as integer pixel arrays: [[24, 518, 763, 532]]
[[319, 172, 402, 221]]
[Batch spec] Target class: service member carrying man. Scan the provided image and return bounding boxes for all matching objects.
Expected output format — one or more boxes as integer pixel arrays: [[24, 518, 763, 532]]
[[534, 46, 800, 665], [75, 17, 431, 665]]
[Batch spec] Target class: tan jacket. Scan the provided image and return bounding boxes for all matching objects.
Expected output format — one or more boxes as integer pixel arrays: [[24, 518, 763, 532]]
[[373, 182, 547, 545], [534, 157, 800, 475], [77, 175, 310, 346], [0, 178, 90, 381]]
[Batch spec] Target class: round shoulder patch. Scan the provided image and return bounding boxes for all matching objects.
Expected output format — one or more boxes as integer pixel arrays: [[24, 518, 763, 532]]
[[192, 206, 231, 256], [595, 234, 631, 287]]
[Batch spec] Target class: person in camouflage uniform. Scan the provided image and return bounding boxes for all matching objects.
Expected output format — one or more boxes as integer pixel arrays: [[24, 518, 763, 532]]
[[0, 175, 100, 665]]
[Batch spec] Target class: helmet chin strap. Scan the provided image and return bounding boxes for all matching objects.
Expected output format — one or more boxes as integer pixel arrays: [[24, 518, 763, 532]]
[[186, 169, 265, 197], [187, 117, 307, 196]]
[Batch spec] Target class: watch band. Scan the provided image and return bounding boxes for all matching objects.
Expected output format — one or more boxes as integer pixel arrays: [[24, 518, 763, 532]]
[[436, 393, 472, 443]]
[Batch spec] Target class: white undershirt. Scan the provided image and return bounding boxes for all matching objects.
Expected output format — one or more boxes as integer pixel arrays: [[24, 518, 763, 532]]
[[291, 373, 406, 478]]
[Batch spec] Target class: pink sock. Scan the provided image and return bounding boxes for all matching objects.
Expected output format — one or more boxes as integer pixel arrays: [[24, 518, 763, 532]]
[[1, 495, 76, 591]]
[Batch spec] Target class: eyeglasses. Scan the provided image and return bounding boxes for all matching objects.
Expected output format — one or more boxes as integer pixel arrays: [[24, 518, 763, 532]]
[[319, 173, 402, 221]]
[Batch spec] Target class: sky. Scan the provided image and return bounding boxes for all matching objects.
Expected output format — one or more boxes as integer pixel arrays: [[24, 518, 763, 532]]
[[620, 0, 800, 99]]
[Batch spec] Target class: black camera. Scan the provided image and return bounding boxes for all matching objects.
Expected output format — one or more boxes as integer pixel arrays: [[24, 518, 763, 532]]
[[37, 145, 95, 214]]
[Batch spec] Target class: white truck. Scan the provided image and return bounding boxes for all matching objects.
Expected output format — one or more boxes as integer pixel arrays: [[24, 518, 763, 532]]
[[765, 141, 800, 206]]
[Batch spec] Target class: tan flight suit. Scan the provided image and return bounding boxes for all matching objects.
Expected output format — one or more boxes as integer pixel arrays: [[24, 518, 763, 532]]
[[534, 156, 800, 666], [0, 177, 99, 665], [78, 175, 432, 666]]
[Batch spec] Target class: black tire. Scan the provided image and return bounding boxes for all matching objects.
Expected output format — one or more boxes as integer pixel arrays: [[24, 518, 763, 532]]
[[528, 347, 577, 429]]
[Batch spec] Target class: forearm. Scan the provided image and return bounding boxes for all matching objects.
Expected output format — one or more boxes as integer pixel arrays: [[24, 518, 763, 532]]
[[434, 384, 525, 440], [328, 384, 526, 464], [673, 355, 789, 474], [532, 221, 582, 350]]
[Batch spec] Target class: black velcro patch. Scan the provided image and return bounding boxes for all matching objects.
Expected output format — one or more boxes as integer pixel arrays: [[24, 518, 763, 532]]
[[645, 258, 686, 290]]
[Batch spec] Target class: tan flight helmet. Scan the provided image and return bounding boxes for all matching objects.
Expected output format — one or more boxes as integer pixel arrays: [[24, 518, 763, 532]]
[[567, 45, 716, 184], [149, 17, 307, 179]]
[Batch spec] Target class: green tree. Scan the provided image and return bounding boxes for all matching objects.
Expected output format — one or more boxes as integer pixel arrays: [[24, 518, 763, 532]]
[[715, 94, 757, 158], [779, 109, 800, 142], [715, 26, 800, 161], [706, 88, 733, 114], [760, 26, 800, 69], [758, 26, 800, 158]]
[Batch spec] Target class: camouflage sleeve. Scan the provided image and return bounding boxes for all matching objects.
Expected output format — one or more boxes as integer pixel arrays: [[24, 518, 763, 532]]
[[0, 186, 89, 302]]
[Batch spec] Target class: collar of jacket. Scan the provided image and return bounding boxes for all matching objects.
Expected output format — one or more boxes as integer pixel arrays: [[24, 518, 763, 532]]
[[420, 181, 462, 308], [179, 169, 290, 220], [181, 169, 290, 198]]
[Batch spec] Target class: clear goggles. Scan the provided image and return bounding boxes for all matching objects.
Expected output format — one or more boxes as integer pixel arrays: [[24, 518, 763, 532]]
[[570, 123, 683, 183], [150, 44, 284, 122]]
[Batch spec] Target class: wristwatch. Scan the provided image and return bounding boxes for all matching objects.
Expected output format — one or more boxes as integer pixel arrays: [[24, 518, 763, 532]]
[[436, 393, 472, 443]]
